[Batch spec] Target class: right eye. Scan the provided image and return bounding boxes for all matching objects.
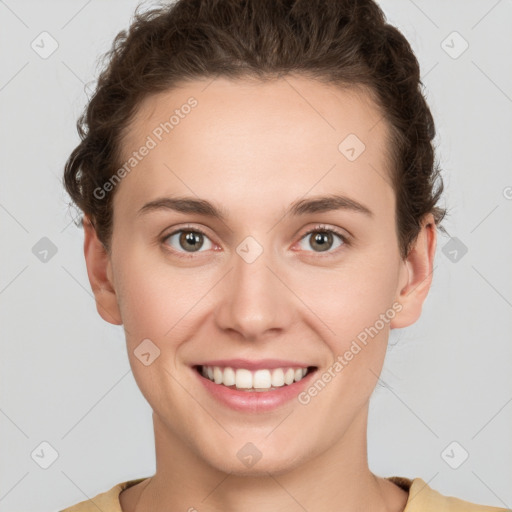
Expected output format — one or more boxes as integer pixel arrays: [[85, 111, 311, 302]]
[[161, 225, 215, 258]]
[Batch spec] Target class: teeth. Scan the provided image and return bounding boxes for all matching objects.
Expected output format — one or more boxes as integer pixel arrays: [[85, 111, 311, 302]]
[[213, 366, 223, 384], [199, 365, 311, 390], [271, 368, 285, 387], [236, 368, 253, 389], [284, 368, 295, 385], [223, 366, 236, 386]]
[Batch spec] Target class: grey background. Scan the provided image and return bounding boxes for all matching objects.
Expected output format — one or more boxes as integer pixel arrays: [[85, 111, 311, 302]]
[[1, 0, 511, 510]]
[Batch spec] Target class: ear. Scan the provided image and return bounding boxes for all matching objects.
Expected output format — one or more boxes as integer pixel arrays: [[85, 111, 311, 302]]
[[83, 215, 123, 325], [390, 213, 437, 328]]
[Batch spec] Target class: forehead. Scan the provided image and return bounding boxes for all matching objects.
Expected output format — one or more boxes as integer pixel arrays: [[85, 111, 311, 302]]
[[114, 75, 394, 221]]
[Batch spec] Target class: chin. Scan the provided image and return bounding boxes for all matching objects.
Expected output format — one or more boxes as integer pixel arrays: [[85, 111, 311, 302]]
[[204, 444, 306, 477]]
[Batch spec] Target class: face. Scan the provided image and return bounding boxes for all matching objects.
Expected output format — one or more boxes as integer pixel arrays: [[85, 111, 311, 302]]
[[85, 75, 435, 476]]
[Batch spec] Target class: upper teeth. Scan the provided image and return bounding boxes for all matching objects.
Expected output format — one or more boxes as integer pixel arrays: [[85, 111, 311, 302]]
[[201, 365, 309, 390]]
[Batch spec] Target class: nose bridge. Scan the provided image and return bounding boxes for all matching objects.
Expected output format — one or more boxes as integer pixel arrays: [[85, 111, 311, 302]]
[[215, 236, 291, 340]]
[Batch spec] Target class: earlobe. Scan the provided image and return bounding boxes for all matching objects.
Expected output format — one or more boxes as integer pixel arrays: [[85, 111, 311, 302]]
[[83, 215, 123, 325], [390, 214, 437, 329]]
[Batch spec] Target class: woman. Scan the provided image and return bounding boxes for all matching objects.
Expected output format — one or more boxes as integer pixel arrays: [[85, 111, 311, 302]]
[[60, 0, 507, 510]]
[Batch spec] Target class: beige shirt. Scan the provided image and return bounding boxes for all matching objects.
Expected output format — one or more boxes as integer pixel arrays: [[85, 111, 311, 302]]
[[60, 475, 509, 511]]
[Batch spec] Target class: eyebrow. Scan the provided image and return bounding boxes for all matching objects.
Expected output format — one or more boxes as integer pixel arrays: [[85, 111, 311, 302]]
[[137, 194, 374, 221]]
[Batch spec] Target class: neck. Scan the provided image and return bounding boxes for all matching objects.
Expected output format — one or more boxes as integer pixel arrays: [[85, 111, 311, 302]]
[[128, 406, 408, 512]]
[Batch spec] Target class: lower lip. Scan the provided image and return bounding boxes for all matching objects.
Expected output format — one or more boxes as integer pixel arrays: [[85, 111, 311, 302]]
[[193, 366, 317, 413]]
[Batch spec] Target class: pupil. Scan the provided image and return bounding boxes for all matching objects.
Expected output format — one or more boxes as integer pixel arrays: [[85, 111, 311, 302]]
[[180, 231, 202, 252], [312, 231, 331, 252]]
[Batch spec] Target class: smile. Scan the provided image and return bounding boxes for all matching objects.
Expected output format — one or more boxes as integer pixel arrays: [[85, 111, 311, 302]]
[[196, 365, 315, 391], [192, 362, 318, 412]]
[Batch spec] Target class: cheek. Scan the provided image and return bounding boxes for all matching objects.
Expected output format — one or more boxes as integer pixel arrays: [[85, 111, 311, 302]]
[[113, 253, 200, 405], [114, 249, 211, 345], [295, 259, 400, 419], [291, 252, 400, 346]]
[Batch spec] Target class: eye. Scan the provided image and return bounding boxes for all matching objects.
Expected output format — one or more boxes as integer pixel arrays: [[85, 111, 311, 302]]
[[296, 224, 349, 254], [161, 225, 214, 257], [161, 223, 350, 259]]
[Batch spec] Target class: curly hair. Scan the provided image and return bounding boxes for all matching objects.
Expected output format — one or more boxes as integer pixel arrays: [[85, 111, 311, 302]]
[[63, 0, 446, 259]]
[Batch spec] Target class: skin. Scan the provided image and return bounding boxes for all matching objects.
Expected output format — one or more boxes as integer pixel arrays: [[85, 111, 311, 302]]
[[83, 75, 436, 512]]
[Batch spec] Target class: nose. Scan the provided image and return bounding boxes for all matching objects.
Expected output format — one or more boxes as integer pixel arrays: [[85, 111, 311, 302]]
[[214, 244, 295, 342]]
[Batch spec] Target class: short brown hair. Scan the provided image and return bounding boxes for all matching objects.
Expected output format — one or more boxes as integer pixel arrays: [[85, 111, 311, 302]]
[[63, 0, 446, 259]]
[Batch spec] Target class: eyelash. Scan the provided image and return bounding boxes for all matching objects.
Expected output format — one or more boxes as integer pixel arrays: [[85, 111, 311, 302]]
[[161, 223, 350, 259]]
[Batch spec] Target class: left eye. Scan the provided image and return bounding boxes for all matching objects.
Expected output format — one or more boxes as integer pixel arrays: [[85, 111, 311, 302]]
[[297, 228, 347, 253]]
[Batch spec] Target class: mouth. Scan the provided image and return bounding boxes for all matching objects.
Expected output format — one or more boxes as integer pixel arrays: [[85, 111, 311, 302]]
[[193, 364, 318, 392]]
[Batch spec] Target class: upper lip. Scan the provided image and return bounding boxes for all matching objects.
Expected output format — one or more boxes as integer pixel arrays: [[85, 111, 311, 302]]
[[192, 359, 317, 370]]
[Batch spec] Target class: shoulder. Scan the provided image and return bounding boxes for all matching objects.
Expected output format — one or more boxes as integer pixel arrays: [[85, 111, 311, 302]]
[[59, 478, 147, 512], [388, 476, 510, 512]]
